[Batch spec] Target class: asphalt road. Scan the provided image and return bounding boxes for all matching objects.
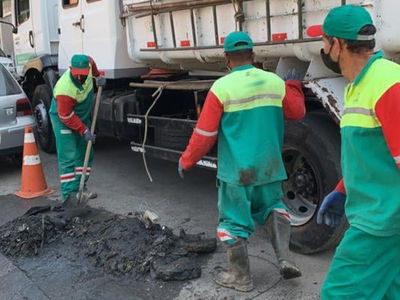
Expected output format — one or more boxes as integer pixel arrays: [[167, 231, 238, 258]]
[[0, 137, 334, 299]]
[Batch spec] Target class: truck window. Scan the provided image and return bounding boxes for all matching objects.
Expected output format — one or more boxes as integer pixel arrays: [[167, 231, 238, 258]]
[[16, 0, 29, 25], [63, 0, 79, 8]]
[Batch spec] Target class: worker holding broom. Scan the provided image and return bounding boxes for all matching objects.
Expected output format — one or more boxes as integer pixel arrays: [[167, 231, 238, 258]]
[[178, 31, 305, 292], [49, 54, 105, 207], [314, 5, 400, 299]]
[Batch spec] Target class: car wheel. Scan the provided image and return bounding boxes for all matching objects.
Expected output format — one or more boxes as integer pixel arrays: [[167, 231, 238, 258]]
[[283, 111, 347, 254], [32, 84, 56, 153]]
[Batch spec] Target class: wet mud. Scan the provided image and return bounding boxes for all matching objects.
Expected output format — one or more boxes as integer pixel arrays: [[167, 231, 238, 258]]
[[0, 206, 216, 283]]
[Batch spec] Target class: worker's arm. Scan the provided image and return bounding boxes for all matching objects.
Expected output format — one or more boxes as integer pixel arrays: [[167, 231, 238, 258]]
[[56, 95, 87, 135], [334, 178, 346, 194], [282, 80, 306, 120], [180, 91, 223, 170], [375, 83, 400, 170], [88, 56, 101, 77]]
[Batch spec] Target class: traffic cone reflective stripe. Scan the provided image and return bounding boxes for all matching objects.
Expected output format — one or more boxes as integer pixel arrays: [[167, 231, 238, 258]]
[[15, 126, 54, 199]]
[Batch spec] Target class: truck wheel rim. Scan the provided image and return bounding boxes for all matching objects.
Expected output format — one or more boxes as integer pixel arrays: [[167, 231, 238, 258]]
[[34, 101, 49, 136], [282, 148, 318, 226]]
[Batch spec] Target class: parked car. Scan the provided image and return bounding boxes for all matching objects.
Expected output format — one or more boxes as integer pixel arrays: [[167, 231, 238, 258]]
[[0, 47, 16, 77], [0, 63, 35, 157]]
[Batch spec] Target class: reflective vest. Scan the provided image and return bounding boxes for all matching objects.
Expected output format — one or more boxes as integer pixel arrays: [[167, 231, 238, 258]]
[[341, 52, 400, 236], [49, 68, 94, 125], [212, 65, 287, 186]]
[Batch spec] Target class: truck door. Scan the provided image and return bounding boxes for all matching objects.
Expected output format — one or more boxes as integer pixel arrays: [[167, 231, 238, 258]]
[[81, 0, 107, 66], [30, 0, 59, 56], [13, 0, 35, 75], [58, 0, 83, 72]]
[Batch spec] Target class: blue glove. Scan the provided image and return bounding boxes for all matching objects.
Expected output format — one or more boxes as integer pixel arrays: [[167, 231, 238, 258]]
[[95, 76, 106, 87], [178, 158, 184, 179], [84, 129, 96, 143], [317, 190, 346, 227], [283, 69, 302, 81]]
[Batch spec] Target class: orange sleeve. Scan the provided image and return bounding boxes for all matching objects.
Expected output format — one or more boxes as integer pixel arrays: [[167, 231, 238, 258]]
[[88, 56, 101, 77], [283, 80, 306, 120], [56, 95, 87, 135], [180, 91, 223, 170], [334, 178, 346, 194], [375, 83, 400, 170]]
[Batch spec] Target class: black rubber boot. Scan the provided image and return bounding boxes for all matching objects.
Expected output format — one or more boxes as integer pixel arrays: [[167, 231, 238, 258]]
[[265, 211, 302, 279], [214, 238, 254, 292]]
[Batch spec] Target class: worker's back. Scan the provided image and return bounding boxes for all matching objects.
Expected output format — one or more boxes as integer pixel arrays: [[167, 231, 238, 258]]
[[212, 65, 287, 186]]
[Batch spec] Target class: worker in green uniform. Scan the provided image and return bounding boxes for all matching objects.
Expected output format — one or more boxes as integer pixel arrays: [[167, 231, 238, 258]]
[[313, 5, 400, 299], [49, 54, 105, 207], [178, 31, 305, 291]]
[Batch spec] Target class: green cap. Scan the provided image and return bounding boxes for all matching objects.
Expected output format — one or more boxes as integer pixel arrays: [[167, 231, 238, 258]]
[[322, 5, 374, 41], [224, 31, 253, 52], [70, 54, 90, 75]]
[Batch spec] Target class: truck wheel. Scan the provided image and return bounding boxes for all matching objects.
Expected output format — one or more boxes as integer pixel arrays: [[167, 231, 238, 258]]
[[32, 84, 56, 153], [283, 111, 346, 254], [43, 69, 58, 90]]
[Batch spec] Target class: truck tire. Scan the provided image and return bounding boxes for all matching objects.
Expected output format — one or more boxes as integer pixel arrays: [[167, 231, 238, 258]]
[[43, 69, 58, 90], [283, 111, 346, 254], [32, 84, 56, 153]]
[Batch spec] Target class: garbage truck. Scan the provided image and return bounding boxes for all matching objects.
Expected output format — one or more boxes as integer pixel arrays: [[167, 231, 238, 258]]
[[1, 0, 398, 254]]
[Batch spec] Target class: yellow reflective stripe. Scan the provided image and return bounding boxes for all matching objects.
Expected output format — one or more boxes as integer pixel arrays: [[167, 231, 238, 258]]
[[341, 106, 381, 128], [394, 155, 400, 164], [343, 107, 376, 117], [341, 113, 381, 128], [224, 98, 282, 112], [195, 128, 218, 137], [224, 93, 282, 106]]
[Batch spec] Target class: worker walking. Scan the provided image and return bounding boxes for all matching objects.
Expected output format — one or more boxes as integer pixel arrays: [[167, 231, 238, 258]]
[[49, 54, 105, 207], [315, 5, 400, 299], [178, 31, 305, 292]]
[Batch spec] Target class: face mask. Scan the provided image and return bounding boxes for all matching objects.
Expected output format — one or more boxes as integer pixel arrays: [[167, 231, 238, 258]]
[[77, 75, 88, 85], [320, 48, 341, 74]]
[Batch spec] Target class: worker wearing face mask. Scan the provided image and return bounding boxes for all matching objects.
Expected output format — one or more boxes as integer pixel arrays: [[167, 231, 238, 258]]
[[311, 5, 400, 299], [49, 54, 105, 207]]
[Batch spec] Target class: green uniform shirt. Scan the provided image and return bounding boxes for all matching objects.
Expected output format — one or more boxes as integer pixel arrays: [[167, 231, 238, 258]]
[[211, 65, 287, 186], [49, 68, 94, 126], [341, 51, 400, 236]]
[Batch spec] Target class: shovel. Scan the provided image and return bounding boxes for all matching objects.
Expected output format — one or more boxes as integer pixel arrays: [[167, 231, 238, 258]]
[[77, 84, 103, 205]]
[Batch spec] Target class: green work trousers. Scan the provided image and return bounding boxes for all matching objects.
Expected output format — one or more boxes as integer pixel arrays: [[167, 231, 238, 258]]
[[217, 179, 286, 240], [322, 225, 400, 300], [50, 116, 93, 200]]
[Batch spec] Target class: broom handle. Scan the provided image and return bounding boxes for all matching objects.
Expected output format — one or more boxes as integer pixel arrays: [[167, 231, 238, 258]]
[[77, 85, 103, 202]]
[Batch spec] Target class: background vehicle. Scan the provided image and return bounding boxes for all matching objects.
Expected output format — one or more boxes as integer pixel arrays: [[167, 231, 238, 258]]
[[1, 0, 397, 254], [0, 62, 35, 158], [0, 46, 16, 76]]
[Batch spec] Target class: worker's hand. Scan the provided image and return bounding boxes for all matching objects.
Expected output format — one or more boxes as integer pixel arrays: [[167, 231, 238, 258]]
[[84, 129, 96, 144], [95, 76, 106, 87], [317, 190, 346, 227], [178, 158, 184, 179]]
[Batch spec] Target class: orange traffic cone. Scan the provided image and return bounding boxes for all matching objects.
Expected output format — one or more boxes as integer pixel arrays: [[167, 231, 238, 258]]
[[15, 126, 54, 199]]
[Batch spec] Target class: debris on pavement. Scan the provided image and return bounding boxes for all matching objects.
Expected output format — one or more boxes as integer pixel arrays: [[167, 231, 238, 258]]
[[0, 206, 216, 281]]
